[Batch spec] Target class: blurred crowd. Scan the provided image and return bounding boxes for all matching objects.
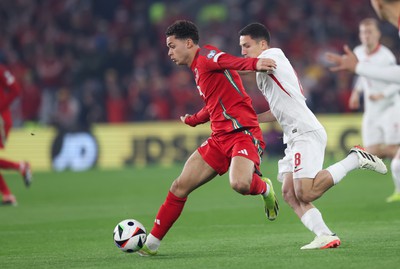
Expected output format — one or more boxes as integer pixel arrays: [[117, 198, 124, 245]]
[[1, 0, 399, 130]]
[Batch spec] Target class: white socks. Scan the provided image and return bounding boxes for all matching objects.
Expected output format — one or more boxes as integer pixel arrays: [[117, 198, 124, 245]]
[[263, 181, 270, 197], [301, 208, 333, 237], [391, 158, 400, 193], [326, 153, 359, 185], [145, 233, 161, 251]]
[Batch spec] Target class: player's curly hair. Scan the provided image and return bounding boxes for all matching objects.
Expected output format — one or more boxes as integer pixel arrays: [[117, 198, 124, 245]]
[[239, 23, 271, 44], [165, 20, 199, 44]]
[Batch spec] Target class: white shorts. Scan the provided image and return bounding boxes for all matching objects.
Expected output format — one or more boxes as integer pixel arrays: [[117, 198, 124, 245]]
[[362, 105, 400, 147], [277, 129, 327, 182]]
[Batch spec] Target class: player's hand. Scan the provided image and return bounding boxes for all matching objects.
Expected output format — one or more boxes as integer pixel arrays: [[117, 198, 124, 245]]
[[256, 58, 276, 73], [325, 45, 358, 73], [369, 93, 384, 101], [180, 114, 191, 124]]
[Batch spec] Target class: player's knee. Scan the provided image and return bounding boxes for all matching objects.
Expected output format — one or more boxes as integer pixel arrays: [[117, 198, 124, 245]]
[[295, 190, 318, 204], [282, 187, 296, 205], [170, 179, 189, 197], [230, 179, 251, 194]]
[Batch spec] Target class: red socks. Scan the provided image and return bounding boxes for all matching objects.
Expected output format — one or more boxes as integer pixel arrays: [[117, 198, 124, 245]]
[[150, 191, 187, 240], [247, 174, 267, 195], [149, 175, 264, 240], [0, 174, 11, 195], [0, 159, 20, 170]]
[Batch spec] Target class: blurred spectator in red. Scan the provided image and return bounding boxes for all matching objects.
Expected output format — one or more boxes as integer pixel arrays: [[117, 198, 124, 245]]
[[51, 86, 80, 132], [21, 71, 41, 122], [104, 68, 128, 123]]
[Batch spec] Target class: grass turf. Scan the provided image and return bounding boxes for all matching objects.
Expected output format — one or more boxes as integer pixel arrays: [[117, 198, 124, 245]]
[[0, 159, 399, 269]]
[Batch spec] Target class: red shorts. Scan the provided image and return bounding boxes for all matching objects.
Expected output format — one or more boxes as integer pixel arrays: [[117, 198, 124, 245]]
[[198, 127, 265, 175]]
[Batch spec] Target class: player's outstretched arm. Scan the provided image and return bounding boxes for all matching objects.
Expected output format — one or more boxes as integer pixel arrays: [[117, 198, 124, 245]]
[[356, 63, 400, 84], [215, 52, 276, 73], [256, 58, 277, 72], [325, 45, 358, 72], [326, 45, 400, 84]]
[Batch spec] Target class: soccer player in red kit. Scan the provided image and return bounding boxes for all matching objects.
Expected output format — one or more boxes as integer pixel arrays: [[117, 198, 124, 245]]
[[0, 64, 32, 206], [138, 20, 279, 256]]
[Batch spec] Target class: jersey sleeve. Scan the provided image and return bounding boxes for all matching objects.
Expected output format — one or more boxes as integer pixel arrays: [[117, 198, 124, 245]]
[[200, 45, 258, 71], [0, 66, 21, 112], [184, 106, 210, 127], [355, 63, 400, 84]]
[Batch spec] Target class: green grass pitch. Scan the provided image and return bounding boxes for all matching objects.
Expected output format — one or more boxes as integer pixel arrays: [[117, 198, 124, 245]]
[[0, 159, 399, 269]]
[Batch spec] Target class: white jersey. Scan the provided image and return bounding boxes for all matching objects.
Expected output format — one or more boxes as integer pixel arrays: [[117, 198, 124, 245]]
[[256, 48, 324, 143], [353, 44, 400, 116]]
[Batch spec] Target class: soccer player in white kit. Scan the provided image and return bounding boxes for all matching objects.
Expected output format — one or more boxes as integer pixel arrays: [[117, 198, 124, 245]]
[[327, 0, 400, 203], [238, 23, 388, 250], [349, 18, 400, 202]]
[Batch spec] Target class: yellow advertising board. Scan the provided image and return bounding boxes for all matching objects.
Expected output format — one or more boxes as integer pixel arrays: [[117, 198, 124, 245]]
[[0, 114, 362, 171]]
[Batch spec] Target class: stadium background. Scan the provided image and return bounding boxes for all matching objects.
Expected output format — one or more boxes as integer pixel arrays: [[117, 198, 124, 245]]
[[1, 2, 400, 269], [0, 0, 399, 171]]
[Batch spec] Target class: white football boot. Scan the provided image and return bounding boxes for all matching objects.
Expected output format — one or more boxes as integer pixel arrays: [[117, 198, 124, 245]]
[[349, 146, 387, 174], [301, 234, 341, 250]]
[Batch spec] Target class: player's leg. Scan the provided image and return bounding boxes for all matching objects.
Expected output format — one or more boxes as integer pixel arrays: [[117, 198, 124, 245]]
[[291, 130, 333, 203], [0, 173, 17, 206], [0, 159, 32, 187], [295, 131, 386, 203], [139, 149, 218, 256], [229, 156, 264, 195], [230, 155, 278, 220], [386, 145, 400, 202], [382, 108, 400, 202], [281, 173, 340, 249], [229, 131, 278, 220], [280, 137, 340, 249]]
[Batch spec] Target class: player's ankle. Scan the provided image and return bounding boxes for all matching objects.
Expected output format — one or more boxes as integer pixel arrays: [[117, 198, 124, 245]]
[[145, 233, 161, 251]]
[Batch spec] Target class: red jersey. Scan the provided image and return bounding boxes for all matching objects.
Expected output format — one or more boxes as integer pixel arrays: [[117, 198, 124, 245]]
[[190, 45, 260, 136], [0, 64, 21, 145]]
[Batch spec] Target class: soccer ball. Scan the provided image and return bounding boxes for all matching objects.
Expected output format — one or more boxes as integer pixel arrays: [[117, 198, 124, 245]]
[[113, 219, 147, 253]]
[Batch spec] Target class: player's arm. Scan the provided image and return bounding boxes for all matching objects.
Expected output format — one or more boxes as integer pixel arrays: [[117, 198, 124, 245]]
[[0, 67, 21, 112], [257, 110, 276, 123], [180, 106, 210, 127], [369, 83, 400, 101], [349, 77, 363, 110], [326, 45, 400, 84], [356, 63, 400, 84], [211, 52, 276, 72]]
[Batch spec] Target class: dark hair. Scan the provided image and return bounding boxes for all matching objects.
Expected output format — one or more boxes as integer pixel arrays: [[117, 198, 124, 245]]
[[239, 23, 271, 44], [165, 20, 199, 44]]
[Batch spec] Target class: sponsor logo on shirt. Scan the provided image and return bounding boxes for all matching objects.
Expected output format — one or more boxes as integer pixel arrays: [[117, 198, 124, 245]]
[[207, 50, 217, 59]]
